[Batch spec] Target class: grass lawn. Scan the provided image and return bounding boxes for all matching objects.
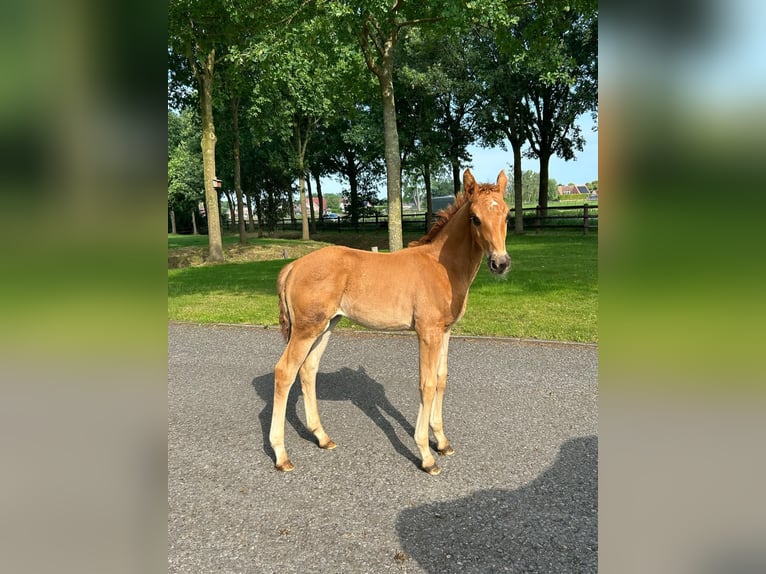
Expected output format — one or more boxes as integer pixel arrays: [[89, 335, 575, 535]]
[[168, 230, 597, 343]]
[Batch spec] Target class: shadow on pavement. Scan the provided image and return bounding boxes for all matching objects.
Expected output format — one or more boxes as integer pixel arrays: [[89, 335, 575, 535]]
[[252, 367, 420, 468], [396, 435, 598, 573]]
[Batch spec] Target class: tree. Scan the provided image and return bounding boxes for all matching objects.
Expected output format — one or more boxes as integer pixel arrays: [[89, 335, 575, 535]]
[[354, 1, 467, 251], [475, 1, 597, 223], [475, 26, 530, 234], [300, 1, 514, 249], [519, 1, 598, 216], [511, 169, 557, 205], [169, 0, 288, 261], [244, 11, 367, 240], [318, 99, 384, 227], [221, 65, 249, 244], [169, 1, 224, 260], [168, 110, 204, 234], [395, 29, 450, 227]]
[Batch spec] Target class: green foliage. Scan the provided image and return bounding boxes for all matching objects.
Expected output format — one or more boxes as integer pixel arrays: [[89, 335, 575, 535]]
[[167, 110, 203, 211], [323, 193, 342, 212], [168, 0, 597, 255], [511, 170, 559, 204]]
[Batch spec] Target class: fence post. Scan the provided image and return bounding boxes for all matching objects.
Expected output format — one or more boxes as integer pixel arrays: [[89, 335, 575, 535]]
[[583, 203, 589, 235]]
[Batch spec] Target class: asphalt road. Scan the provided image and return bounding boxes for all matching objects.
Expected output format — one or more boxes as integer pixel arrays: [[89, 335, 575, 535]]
[[168, 323, 598, 573]]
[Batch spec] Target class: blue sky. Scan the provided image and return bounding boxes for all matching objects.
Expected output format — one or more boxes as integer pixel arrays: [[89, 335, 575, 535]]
[[319, 112, 598, 196], [465, 113, 598, 188]]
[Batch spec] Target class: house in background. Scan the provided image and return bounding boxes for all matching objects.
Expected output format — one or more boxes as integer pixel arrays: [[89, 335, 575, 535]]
[[301, 197, 327, 214], [557, 184, 591, 196]]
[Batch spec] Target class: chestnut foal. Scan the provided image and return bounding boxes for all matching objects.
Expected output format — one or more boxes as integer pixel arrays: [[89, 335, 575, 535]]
[[269, 169, 510, 474]]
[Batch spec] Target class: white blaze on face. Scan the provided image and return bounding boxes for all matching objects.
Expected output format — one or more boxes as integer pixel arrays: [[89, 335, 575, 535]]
[[488, 199, 499, 211]]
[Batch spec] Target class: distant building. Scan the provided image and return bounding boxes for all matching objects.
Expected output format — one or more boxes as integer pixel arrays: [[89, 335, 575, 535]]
[[295, 195, 327, 215], [557, 184, 590, 195]]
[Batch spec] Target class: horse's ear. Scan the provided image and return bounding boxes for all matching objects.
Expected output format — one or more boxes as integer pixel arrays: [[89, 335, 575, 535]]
[[463, 169, 477, 196], [496, 170, 508, 196]]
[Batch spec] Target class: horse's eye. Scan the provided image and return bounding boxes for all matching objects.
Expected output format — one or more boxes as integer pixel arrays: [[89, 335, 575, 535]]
[[470, 215, 481, 227]]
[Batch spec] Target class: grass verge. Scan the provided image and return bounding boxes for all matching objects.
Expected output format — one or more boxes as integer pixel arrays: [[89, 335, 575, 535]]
[[168, 231, 597, 342]]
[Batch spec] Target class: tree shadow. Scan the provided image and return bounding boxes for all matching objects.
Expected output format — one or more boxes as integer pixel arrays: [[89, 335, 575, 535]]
[[396, 435, 598, 573], [251, 366, 420, 468]]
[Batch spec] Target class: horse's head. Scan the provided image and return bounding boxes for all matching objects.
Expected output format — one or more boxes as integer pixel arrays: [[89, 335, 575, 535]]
[[463, 169, 511, 275]]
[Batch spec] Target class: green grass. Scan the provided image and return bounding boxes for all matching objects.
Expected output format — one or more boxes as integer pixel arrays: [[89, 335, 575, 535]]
[[456, 233, 597, 341], [168, 230, 597, 343]]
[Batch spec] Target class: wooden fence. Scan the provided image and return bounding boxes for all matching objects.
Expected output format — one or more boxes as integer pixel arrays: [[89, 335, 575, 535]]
[[247, 203, 598, 235]]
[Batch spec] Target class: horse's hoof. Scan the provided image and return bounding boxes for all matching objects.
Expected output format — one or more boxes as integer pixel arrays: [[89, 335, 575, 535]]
[[437, 445, 455, 456], [319, 439, 337, 450], [275, 460, 295, 472], [423, 464, 441, 476]]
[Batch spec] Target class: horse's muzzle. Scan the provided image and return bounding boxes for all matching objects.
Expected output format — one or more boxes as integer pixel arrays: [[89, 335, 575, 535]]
[[488, 253, 511, 275]]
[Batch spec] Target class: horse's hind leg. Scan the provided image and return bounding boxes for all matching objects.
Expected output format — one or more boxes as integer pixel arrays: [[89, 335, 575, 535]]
[[431, 330, 454, 456], [270, 335, 317, 472], [300, 317, 340, 450]]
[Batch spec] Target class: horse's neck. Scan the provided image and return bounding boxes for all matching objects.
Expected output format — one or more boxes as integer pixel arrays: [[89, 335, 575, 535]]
[[429, 203, 484, 284]]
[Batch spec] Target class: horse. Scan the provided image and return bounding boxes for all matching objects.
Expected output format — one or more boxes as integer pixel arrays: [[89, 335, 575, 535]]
[[269, 169, 510, 475]]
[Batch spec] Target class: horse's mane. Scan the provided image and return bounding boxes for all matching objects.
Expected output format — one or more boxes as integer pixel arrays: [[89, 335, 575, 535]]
[[408, 182, 498, 247], [408, 192, 469, 247]]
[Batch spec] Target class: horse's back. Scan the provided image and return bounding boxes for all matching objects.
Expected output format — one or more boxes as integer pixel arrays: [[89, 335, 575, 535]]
[[283, 244, 438, 332]]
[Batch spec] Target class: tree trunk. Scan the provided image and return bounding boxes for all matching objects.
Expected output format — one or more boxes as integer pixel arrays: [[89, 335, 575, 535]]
[[224, 188, 236, 230], [198, 49, 224, 262], [538, 152, 551, 217], [286, 185, 295, 226], [191, 208, 198, 235], [424, 163, 433, 230], [267, 188, 277, 234], [451, 159, 461, 195], [361, 18, 402, 251], [296, 135, 309, 238], [293, 120, 311, 241], [252, 191, 264, 237], [298, 174, 309, 240], [379, 62, 403, 251], [511, 138, 524, 234], [231, 96, 247, 244], [245, 192, 256, 233], [347, 153, 360, 229], [169, 209, 177, 234], [306, 174, 316, 234], [313, 172, 324, 222]]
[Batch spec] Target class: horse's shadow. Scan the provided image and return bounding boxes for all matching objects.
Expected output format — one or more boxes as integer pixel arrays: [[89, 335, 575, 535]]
[[251, 367, 420, 467]]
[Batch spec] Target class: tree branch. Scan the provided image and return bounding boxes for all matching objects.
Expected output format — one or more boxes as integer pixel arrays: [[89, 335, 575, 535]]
[[279, 0, 314, 27], [366, 16, 386, 55], [359, 22, 382, 77], [398, 16, 445, 29]]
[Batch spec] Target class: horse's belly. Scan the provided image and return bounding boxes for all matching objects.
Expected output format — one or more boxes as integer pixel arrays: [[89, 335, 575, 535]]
[[338, 299, 414, 332]]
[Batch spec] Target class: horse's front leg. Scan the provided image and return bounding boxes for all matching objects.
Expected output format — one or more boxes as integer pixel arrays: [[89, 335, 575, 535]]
[[414, 329, 443, 475], [430, 330, 454, 457]]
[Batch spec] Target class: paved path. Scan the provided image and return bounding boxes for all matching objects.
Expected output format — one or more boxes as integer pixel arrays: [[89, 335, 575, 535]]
[[168, 323, 598, 573]]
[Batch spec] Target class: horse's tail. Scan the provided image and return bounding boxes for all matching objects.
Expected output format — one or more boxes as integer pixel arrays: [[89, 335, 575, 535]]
[[277, 262, 295, 343]]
